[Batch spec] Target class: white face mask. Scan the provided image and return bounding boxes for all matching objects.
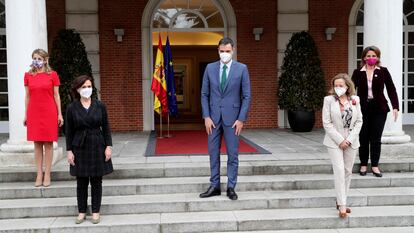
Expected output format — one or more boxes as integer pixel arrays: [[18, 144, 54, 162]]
[[334, 87, 347, 97], [219, 52, 232, 63], [79, 87, 92, 99]]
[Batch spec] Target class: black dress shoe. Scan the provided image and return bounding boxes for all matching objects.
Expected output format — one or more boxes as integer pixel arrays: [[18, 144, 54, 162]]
[[199, 186, 221, 198], [359, 171, 367, 176], [372, 170, 383, 177], [226, 188, 238, 200]]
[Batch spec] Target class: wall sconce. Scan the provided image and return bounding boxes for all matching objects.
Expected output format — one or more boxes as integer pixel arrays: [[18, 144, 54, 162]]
[[252, 27, 263, 41], [114, 29, 124, 42], [325, 27, 336, 41]]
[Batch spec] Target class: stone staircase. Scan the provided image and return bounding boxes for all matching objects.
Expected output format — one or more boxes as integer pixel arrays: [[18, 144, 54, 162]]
[[1, 158, 414, 232]]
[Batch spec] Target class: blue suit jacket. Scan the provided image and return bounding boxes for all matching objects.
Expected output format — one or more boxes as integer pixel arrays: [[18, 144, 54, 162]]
[[201, 60, 251, 126]]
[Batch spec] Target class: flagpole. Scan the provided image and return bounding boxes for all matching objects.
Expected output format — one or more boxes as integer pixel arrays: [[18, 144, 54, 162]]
[[165, 113, 172, 138], [158, 107, 163, 138]]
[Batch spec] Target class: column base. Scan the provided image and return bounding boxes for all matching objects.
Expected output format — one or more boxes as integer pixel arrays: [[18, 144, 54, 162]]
[[381, 142, 414, 158], [0, 141, 64, 167], [381, 130, 411, 144], [379, 130, 413, 158]]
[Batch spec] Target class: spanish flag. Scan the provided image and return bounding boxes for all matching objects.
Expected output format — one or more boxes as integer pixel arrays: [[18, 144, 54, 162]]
[[151, 34, 168, 115]]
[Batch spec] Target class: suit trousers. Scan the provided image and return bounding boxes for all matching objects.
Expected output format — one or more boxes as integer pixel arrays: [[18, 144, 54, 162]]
[[76, 176, 102, 213], [359, 101, 387, 167], [208, 121, 240, 189], [328, 145, 357, 206]]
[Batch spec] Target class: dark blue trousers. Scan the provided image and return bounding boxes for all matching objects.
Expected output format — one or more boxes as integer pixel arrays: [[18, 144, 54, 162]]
[[208, 121, 240, 189]]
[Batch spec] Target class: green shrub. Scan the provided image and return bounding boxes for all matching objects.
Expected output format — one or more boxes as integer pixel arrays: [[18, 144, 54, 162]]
[[278, 31, 326, 111], [49, 29, 93, 118]]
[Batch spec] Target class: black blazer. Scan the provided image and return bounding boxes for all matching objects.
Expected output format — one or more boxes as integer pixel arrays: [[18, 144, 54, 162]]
[[351, 66, 399, 114], [65, 99, 113, 177]]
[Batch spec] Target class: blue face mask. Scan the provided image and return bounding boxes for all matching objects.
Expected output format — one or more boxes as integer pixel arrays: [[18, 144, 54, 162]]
[[32, 60, 44, 69]]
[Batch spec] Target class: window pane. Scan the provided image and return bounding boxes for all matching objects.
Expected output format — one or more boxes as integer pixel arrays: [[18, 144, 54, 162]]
[[206, 12, 224, 28], [0, 2, 4, 28], [408, 101, 414, 113], [189, 0, 204, 9], [404, 0, 414, 15], [409, 32, 414, 44], [0, 79, 6, 92], [0, 94, 7, 106], [0, 64, 6, 77], [408, 14, 414, 25], [173, 13, 204, 28], [0, 35, 5, 48], [408, 87, 414, 99], [408, 60, 414, 71], [409, 73, 414, 85], [408, 46, 414, 58], [357, 33, 363, 45], [153, 11, 172, 28], [0, 108, 8, 121], [0, 50, 6, 63], [357, 46, 363, 59], [356, 11, 364, 26]]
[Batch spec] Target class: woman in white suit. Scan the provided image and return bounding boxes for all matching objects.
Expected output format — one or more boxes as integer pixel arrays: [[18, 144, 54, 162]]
[[322, 73, 363, 218]]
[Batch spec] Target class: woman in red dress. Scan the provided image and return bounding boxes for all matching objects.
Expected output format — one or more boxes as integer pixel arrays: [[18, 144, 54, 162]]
[[24, 49, 64, 187]]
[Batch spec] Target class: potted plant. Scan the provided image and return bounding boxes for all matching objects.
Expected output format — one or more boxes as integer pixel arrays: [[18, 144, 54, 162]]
[[278, 31, 326, 132], [49, 29, 93, 127]]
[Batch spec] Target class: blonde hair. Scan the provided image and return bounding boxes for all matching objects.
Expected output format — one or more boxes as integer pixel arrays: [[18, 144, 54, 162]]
[[28, 49, 52, 74], [329, 73, 356, 97]]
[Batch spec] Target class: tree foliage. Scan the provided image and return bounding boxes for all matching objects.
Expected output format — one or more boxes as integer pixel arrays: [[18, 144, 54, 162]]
[[49, 29, 93, 117], [278, 31, 326, 111]]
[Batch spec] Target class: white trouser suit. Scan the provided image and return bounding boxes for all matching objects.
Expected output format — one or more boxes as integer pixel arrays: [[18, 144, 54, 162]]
[[322, 95, 363, 206]]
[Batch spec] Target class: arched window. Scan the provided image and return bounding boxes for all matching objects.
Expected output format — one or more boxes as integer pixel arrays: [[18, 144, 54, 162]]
[[352, 0, 414, 123], [153, 0, 224, 30]]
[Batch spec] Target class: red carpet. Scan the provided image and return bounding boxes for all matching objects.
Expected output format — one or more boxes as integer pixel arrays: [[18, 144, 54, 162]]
[[152, 130, 262, 156]]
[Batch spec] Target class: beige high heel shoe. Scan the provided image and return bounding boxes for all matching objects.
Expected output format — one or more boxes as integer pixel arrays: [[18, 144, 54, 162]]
[[42, 175, 51, 187], [34, 174, 43, 187]]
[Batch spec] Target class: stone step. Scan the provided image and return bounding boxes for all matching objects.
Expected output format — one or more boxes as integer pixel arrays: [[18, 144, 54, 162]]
[[1, 158, 413, 182], [1, 187, 414, 219], [0, 172, 413, 199], [217, 227, 414, 233], [0, 205, 413, 232]]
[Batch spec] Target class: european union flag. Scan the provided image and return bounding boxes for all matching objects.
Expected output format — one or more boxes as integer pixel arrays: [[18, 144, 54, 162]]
[[164, 36, 178, 116]]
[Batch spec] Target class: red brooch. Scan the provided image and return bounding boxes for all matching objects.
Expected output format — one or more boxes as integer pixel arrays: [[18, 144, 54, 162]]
[[352, 99, 357, 105]]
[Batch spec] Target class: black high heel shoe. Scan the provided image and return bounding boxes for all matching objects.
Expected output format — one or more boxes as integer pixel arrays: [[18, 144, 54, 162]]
[[372, 170, 383, 177], [359, 166, 367, 176]]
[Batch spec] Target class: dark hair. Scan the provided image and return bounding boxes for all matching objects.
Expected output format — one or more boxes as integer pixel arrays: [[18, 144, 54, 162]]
[[71, 75, 94, 100], [218, 37, 234, 47], [360, 46, 381, 67]]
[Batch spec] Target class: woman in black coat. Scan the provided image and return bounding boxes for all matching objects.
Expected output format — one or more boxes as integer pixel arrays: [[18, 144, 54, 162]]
[[351, 46, 399, 178], [65, 75, 113, 224]]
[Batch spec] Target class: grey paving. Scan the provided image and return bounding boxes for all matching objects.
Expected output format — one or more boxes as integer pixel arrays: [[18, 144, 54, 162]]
[[2, 173, 414, 199], [1, 206, 414, 232], [2, 187, 414, 219]]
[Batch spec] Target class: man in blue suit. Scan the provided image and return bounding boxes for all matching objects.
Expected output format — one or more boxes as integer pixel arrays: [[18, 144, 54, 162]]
[[199, 37, 251, 200]]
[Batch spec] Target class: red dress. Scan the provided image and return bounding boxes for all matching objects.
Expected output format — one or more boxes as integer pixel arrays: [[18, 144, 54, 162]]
[[24, 71, 60, 142]]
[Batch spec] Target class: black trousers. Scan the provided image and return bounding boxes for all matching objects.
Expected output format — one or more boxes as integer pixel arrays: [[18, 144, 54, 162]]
[[76, 176, 102, 213], [359, 101, 387, 167]]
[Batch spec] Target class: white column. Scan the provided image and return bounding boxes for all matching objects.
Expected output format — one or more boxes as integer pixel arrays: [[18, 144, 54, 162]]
[[0, 0, 62, 166], [364, 0, 411, 144]]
